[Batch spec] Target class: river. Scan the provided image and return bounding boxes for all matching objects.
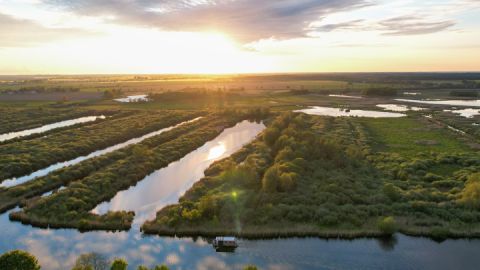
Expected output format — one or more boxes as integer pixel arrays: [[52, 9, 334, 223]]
[[0, 115, 105, 143]]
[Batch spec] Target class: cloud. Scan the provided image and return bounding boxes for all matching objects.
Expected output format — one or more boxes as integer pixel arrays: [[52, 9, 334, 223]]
[[312, 16, 456, 36], [312, 19, 365, 32], [196, 256, 230, 270], [0, 12, 98, 47], [45, 0, 373, 42], [379, 16, 455, 36]]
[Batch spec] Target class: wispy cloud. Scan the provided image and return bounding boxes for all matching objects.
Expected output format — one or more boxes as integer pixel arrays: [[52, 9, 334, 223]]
[[312, 16, 456, 35], [379, 16, 455, 36], [0, 12, 98, 47], [45, 0, 373, 41], [311, 19, 366, 32]]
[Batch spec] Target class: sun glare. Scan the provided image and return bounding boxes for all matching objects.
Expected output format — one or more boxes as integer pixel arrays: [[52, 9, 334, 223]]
[[207, 142, 226, 160], [13, 27, 276, 74]]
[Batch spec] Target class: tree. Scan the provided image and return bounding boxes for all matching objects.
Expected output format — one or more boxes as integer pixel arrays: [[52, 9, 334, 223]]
[[198, 195, 217, 219], [110, 258, 128, 270], [244, 266, 258, 270], [263, 127, 280, 147], [377, 216, 397, 235], [262, 165, 279, 192], [154, 265, 170, 270], [73, 253, 109, 270], [0, 250, 41, 270], [137, 266, 149, 270]]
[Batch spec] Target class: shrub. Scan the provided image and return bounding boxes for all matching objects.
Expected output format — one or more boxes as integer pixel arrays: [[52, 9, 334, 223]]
[[383, 183, 402, 201], [278, 172, 297, 192], [73, 253, 108, 270], [377, 216, 398, 235], [262, 166, 279, 192], [110, 258, 128, 270], [0, 250, 41, 270], [459, 173, 480, 209], [263, 127, 280, 147]]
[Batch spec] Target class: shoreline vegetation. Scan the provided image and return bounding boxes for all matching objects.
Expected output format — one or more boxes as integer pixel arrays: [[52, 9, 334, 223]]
[[9, 109, 270, 231], [142, 112, 480, 240]]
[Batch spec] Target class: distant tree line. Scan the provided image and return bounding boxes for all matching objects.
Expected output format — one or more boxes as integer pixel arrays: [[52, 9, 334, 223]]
[[4, 86, 80, 94], [361, 88, 397, 97]]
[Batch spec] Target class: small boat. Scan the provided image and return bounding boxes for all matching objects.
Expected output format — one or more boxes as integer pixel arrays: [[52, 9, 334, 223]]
[[212, 236, 238, 252]]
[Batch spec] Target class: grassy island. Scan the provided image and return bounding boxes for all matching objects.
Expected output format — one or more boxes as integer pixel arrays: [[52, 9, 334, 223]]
[[142, 112, 480, 239]]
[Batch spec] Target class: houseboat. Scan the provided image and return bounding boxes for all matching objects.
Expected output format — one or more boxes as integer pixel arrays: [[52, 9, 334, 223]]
[[212, 236, 238, 252]]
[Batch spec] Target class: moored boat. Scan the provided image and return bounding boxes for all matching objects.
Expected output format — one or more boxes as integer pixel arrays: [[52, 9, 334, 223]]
[[212, 236, 238, 252]]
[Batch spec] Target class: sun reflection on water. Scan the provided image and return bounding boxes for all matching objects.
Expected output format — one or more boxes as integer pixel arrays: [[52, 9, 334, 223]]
[[207, 142, 226, 160]]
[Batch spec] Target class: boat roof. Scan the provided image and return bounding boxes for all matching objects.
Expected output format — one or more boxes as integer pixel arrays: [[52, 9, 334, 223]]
[[215, 236, 236, 241]]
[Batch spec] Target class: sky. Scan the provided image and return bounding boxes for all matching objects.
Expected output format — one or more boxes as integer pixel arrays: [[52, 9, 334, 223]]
[[0, 0, 479, 74]]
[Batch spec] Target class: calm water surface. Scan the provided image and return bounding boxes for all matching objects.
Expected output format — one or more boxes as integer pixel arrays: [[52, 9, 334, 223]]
[[0, 118, 201, 188], [444, 108, 480, 118], [403, 92, 422, 96], [295, 106, 406, 118], [114, 95, 150, 102], [0, 115, 105, 142], [396, 99, 480, 107], [377, 104, 425, 112]]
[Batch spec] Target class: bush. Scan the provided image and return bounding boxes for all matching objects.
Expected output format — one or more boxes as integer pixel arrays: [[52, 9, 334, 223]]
[[0, 250, 41, 270], [73, 253, 108, 270], [459, 173, 480, 209], [383, 183, 402, 201], [263, 127, 280, 147], [110, 258, 128, 270], [262, 166, 279, 192], [278, 172, 297, 192], [377, 216, 397, 235]]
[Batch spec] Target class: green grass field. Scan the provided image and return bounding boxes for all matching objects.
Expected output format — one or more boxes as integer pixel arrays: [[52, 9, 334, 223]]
[[359, 117, 471, 156]]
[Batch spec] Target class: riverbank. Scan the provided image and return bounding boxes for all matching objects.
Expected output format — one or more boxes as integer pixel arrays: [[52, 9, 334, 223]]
[[142, 220, 480, 240]]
